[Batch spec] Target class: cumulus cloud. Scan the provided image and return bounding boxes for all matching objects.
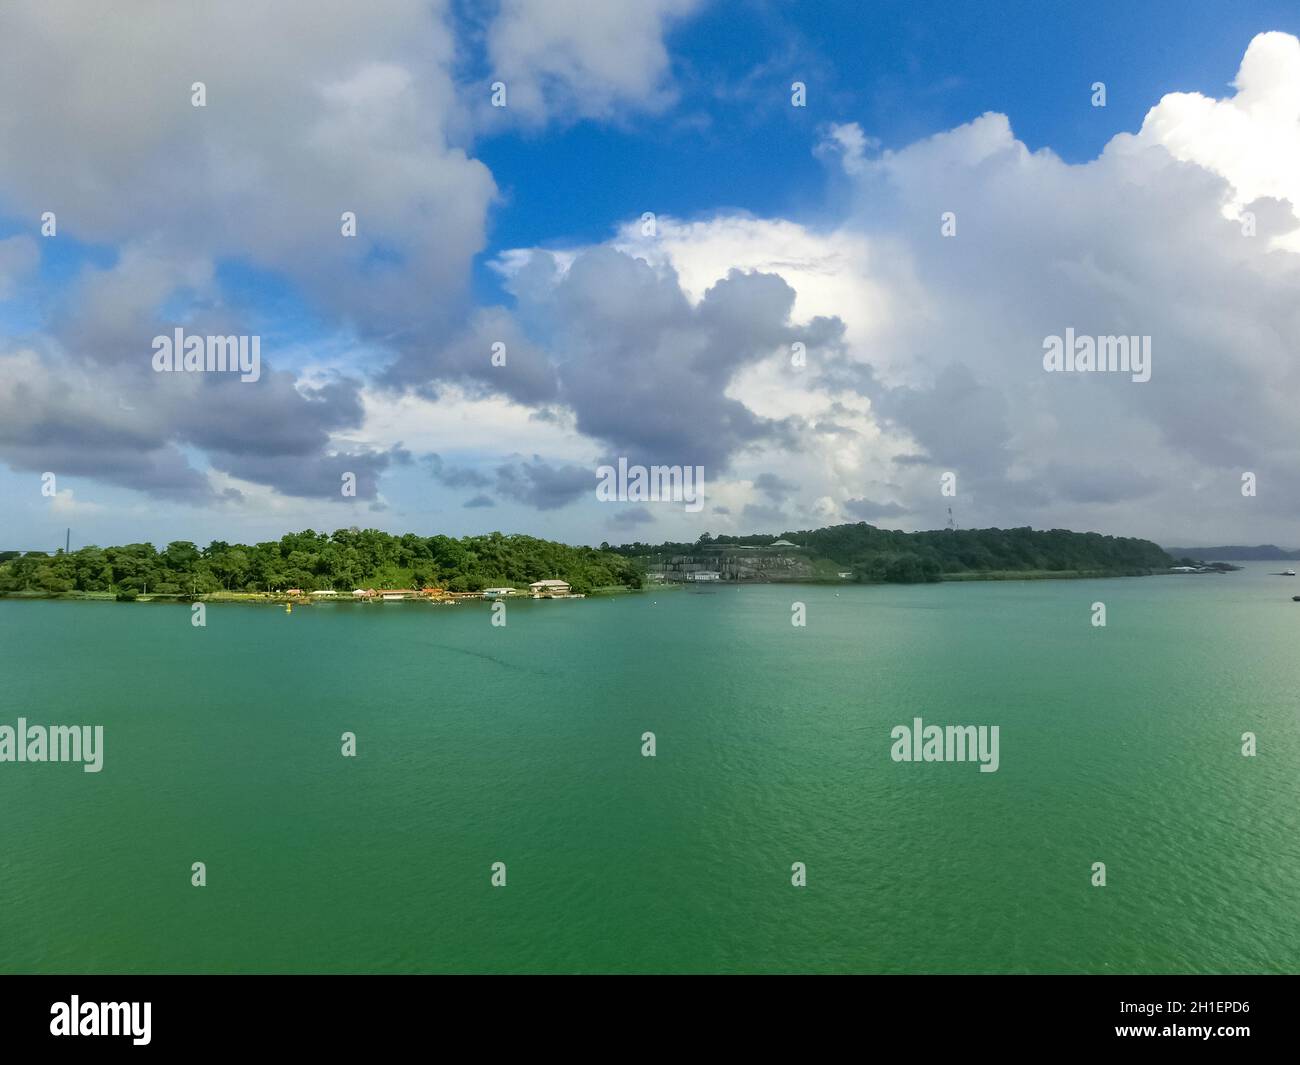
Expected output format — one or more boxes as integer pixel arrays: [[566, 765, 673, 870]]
[[500, 32, 1300, 543], [0, 0, 710, 516], [494, 456, 592, 510], [426, 453, 492, 490], [384, 305, 558, 403], [608, 506, 656, 529], [815, 121, 875, 175], [0, 1, 481, 505], [753, 472, 800, 504], [0, 349, 213, 501], [1135, 31, 1300, 250], [5, 16, 1300, 547], [0, 0, 493, 340], [844, 497, 907, 521], [740, 502, 787, 527], [0, 242, 404, 502], [484, 0, 700, 124], [48, 487, 104, 517], [833, 78, 1300, 537], [494, 244, 842, 472]]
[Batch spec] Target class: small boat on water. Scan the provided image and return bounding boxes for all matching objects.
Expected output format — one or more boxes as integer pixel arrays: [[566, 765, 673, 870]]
[[1284, 569, 1297, 576], [1292, 595, 1300, 602]]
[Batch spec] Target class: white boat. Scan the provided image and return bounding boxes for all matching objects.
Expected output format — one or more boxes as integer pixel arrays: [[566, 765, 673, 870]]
[[1284, 569, 1296, 576]]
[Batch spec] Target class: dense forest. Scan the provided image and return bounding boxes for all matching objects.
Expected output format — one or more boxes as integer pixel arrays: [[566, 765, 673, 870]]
[[0, 523, 1176, 598], [0, 529, 644, 598], [608, 523, 1174, 583]]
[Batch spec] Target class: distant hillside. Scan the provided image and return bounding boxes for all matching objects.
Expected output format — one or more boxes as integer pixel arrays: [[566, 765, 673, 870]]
[[613, 523, 1174, 583], [1165, 545, 1300, 561]]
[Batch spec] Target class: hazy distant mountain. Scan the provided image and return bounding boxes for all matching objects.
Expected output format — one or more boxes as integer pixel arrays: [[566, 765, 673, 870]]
[[1164, 545, 1300, 560]]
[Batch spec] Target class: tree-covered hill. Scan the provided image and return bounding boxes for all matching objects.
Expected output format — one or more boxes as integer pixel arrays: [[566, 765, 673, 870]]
[[609, 523, 1174, 583], [0, 529, 643, 597], [0, 523, 1177, 597]]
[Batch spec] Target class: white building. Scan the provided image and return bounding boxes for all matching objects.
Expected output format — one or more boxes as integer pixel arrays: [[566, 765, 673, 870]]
[[529, 579, 571, 597]]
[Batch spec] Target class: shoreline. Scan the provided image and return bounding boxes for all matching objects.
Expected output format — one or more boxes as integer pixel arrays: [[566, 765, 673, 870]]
[[0, 568, 1180, 603]]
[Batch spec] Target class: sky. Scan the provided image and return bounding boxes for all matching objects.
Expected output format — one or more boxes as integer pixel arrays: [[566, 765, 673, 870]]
[[2, 0, 1300, 551]]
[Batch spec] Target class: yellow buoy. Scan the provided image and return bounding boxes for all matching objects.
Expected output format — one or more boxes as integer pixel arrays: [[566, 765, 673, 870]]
[[285, 602, 292, 614]]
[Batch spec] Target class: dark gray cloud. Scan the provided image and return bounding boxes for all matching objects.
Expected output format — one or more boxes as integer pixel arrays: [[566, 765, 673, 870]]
[[874, 363, 1012, 482], [384, 307, 560, 405], [844, 497, 907, 520], [0, 439, 213, 502], [754, 472, 799, 503], [494, 457, 592, 510], [0, 241, 403, 502], [1045, 463, 1160, 505], [0, 3, 497, 358], [504, 247, 844, 472], [426, 453, 492, 489], [210, 448, 401, 502], [741, 502, 785, 527], [608, 505, 655, 528], [179, 371, 366, 458], [463, 493, 495, 508]]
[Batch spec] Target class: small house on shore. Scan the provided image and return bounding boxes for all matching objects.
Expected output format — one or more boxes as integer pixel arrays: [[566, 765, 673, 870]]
[[529, 579, 571, 598]]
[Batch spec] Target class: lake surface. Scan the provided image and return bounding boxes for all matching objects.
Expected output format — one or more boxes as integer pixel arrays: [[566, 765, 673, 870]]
[[2, 565, 1298, 973]]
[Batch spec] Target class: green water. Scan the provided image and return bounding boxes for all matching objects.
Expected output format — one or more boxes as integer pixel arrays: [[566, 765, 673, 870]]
[[2, 566, 1298, 974]]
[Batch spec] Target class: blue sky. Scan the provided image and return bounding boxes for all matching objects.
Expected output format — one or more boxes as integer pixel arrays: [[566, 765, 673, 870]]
[[475, 0, 1300, 249], [2, 1, 1300, 552]]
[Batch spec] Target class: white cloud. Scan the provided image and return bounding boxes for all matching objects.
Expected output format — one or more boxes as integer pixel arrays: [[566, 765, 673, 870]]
[[815, 121, 875, 175], [6, 17, 1300, 548], [49, 487, 103, 517], [485, 0, 701, 123], [1134, 31, 1300, 250], [814, 34, 1300, 540], [0, 0, 494, 336], [488, 33, 1300, 542], [351, 384, 592, 462]]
